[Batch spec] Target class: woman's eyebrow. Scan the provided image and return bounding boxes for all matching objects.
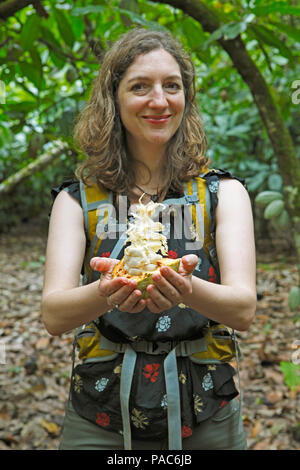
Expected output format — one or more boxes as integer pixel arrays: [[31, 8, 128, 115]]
[[127, 74, 182, 84]]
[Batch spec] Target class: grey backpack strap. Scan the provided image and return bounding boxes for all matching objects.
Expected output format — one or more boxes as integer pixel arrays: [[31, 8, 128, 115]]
[[164, 347, 182, 450], [120, 345, 137, 450]]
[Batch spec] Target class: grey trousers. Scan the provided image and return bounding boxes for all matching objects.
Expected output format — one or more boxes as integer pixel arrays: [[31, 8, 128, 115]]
[[59, 399, 247, 450]]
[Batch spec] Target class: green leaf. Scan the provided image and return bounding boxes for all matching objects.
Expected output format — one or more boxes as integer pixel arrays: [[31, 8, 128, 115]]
[[40, 26, 66, 67], [268, 173, 283, 191], [181, 17, 206, 50], [20, 13, 40, 51], [70, 16, 85, 40], [222, 22, 248, 40], [249, 24, 294, 66], [280, 361, 300, 390], [52, 7, 76, 48], [40, 25, 61, 50], [71, 5, 106, 16], [252, 2, 300, 16], [119, 0, 139, 13], [29, 48, 43, 72], [226, 124, 251, 136], [203, 16, 253, 47], [118, 8, 166, 30], [203, 27, 225, 48], [270, 21, 300, 43], [19, 62, 42, 89]]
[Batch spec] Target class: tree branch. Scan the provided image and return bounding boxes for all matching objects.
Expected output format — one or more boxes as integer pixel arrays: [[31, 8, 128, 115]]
[[0, 0, 34, 19], [33, 0, 48, 18], [0, 142, 68, 196]]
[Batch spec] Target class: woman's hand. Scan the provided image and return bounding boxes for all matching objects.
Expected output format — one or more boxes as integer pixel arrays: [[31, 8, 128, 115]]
[[145, 254, 198, 314], [90, 257, 146, 313]]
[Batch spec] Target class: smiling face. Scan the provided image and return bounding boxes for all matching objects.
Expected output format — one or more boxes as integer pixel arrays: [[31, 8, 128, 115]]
[[117, 48, 185, 156]]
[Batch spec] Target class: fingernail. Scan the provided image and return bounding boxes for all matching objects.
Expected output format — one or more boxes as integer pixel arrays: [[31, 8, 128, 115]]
[[91, 260, 98, 269]]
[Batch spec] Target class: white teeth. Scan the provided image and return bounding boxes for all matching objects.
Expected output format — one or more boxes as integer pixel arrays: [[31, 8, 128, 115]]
[[124, 196, 168, 275]]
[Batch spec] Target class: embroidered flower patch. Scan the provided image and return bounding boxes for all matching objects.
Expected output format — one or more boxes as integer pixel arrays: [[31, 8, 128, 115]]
[[96, 412, 110, 427], [161, 394, 168, 409], [113, 364, 122, 377], [202, 372, 213, 391], [181, 425, 193, 439], [178, 371, 187, 384], [131, 409, 149, 429], [208, 180, 219, 193], [193, 394, 204, 414], [168, 249, 178, 259], [73, 374, 83, 393], [142, 363, 160, 383], [219, 399, 228, 409], [95, 377, 109, 392], [156, 315, 171, 332], [208, 266, 217, 283]]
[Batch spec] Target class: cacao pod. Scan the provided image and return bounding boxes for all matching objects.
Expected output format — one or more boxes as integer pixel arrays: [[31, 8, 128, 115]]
[[255, 191, 283, 207], [288, 286, 300, 312], [264, 199, 285, 219], [112, 257, 180, 299], [272, 209, 290, 230]]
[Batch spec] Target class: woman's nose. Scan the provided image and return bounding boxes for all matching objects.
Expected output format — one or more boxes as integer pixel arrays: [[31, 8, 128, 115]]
[[149, 85, 168, 108]]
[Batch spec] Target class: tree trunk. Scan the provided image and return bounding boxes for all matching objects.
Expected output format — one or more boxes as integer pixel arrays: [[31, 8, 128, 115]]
[[0, 142, 68, 196], [152, 0, 300, 278], [0, 0, 33, 19]]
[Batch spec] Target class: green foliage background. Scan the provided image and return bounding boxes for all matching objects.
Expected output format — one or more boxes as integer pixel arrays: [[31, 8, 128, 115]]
[[0, 0, 300, 230]]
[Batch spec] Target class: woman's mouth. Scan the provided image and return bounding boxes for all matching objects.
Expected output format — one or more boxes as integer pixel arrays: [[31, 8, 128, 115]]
[[142, 115, 172, 124]]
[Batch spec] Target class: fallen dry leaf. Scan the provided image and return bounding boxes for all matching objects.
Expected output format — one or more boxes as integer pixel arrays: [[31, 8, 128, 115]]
[[35, 337, 50, 350], [40, 419, 60, 436], [251, 420, 262, 438], [266, 391, 283, 404]]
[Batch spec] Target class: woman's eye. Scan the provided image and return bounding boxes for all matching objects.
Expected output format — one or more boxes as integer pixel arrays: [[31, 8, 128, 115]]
[[131, 83, 148, 93], [165, 82, 181, 91]]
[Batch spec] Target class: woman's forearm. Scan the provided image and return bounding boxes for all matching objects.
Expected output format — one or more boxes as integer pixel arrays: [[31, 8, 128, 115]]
[[42, 281, 110, 336], [182, 276, 256, 331]]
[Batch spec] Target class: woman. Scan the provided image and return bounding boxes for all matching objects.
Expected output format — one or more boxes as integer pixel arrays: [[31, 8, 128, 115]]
[[42, 28, 256, 450]]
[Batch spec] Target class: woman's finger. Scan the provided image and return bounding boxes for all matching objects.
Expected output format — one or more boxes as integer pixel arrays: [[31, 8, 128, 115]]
[[146, 284, 173, 311], [159, 266, 191, 296], [118, 289, 146, 313], [178, 255, 199, 276], [98, 276, 135, 298], [105, 281, 137, 303], [151, 273, 182, 303], [90, 257, 119, 273]]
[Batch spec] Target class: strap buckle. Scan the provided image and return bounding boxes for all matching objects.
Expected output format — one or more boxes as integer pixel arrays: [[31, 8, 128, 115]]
[[185, 194, 199, 204]]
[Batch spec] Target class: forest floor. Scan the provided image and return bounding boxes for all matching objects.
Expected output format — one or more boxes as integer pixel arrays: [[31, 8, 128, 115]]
[[0, 221, 299, 451]]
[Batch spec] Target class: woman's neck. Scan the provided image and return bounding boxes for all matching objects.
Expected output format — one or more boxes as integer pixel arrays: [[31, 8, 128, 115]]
[[128, 142, 166, 190]]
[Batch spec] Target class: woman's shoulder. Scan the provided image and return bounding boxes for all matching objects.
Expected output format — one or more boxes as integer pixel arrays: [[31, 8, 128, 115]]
[[198, 167, 245, 185], [51, 179, 81, 205]]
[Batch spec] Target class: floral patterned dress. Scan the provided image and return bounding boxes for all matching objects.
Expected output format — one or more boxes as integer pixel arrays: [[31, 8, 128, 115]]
[[51, 169, 242, 442]]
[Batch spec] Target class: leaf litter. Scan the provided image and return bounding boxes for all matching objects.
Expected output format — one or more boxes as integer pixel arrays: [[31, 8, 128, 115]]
[[0, 222, 299, 450]]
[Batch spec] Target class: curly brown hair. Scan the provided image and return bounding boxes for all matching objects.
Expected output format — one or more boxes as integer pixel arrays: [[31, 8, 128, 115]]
[[74, 28, 208, 198]]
